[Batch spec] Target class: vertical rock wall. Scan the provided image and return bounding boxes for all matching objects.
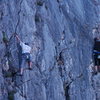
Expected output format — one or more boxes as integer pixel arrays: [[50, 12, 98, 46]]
[[0, 0, 100, 100]]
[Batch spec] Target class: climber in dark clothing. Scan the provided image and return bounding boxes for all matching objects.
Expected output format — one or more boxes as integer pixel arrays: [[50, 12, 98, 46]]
[[15, 35, 32, 75], [93, 37, 100, 73]]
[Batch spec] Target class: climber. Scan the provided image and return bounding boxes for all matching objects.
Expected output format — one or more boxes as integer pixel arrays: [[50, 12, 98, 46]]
[[15, 34, 32, 76], [93, 36, 100, 74]]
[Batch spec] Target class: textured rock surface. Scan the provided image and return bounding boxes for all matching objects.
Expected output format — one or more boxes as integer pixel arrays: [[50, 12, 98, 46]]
[[0, 0, 100, 100]]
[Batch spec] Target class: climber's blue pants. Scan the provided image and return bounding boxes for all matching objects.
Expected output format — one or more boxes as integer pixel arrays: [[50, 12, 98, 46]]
[[21, 53, 32, 68]]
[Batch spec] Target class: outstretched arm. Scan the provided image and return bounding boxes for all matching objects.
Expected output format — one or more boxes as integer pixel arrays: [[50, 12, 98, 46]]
[[15, 34, 21, 42]]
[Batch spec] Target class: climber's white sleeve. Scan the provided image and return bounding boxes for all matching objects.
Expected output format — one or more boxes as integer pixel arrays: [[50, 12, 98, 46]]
[[20, 41, 24, 47], [20, 41, 31, 53]]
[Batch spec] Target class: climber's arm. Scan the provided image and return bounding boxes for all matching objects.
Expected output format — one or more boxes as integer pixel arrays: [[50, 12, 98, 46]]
[[15, 34, 21, 42], [15, 35, 24, 47]]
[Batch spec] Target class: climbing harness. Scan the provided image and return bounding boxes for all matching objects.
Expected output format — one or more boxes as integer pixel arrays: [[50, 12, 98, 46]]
[[93, 51, 100, 54], [93, 51, 100, 59]]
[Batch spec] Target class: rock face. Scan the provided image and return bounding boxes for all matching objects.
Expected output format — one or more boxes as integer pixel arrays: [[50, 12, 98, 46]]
[[0, 0, 100, 100]]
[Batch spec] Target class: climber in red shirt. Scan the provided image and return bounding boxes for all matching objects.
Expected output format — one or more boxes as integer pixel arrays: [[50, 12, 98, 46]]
[[15, 34, 32, 76], [93, 36, 100, 74]]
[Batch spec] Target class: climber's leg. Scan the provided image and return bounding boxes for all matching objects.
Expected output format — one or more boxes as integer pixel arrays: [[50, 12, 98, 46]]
[[28, 61, 32, 69], [95, 58, 99, 73], [98, 59, 100, 72], [27, 54, 32, 70], [99, 66, 100, 72], [20, 68, 24, 75], [93, 54, 98, 73], [20, 54, 26, 75], [95, 66, 98, 72], [92, 65, 98, 73]]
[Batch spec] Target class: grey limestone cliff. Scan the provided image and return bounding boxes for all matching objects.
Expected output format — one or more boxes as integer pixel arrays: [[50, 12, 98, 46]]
[[0, 0, 100, 100]]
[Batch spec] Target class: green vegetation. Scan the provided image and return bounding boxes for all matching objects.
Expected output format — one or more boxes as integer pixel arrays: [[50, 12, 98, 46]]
[[8, 90, 16, 100], [4, 71, 12, 78], [2, 31, 9, 44]]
